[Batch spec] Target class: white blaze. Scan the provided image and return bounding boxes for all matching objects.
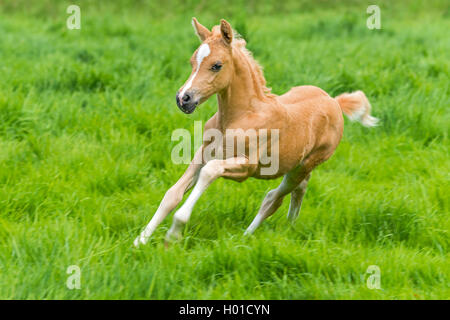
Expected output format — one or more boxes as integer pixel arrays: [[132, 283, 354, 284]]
[[179, 43, 210, 98]]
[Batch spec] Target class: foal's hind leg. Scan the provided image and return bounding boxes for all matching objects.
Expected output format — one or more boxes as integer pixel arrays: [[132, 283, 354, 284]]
[[287, 173, 311, 223], [244, 166, 309, 235], [245, 144, 337, 235]]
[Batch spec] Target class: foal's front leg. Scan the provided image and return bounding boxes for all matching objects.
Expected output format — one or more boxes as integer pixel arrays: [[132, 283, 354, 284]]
[[165, 157, 250, 243], [134, 148, 204, 247]]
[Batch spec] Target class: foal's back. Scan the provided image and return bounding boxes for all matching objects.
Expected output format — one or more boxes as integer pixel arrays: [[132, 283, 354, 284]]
[[277, 85, 330, 105]]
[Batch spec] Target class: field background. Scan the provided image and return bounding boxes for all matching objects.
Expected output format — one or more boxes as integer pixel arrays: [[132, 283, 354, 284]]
[[0, 0, 448, 299]]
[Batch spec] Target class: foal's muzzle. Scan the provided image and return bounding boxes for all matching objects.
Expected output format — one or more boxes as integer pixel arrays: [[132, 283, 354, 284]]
[[176, 91, 198, 114]]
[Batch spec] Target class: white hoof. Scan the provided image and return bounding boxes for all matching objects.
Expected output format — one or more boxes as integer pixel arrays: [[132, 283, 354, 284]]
[[133, 234, 147, 247], [165, 219, 185, 243]]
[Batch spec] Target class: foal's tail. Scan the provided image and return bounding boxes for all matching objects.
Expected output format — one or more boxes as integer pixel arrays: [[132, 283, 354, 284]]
[[335, 90, 379, 127]]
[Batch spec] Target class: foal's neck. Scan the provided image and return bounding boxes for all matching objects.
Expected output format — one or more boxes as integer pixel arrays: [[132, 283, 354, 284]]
[[216, 48, 271, 128]]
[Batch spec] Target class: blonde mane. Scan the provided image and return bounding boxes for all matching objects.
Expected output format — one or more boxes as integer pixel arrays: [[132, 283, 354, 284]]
[[210, 25, 275, 98], [231, 31, 275, 98]]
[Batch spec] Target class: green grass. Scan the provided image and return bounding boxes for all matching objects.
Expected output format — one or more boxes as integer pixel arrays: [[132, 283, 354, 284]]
[[0, 0, 449, 299]]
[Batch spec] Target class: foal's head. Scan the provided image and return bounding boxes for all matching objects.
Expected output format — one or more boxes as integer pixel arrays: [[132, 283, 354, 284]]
[[176, 18, 235, 114]]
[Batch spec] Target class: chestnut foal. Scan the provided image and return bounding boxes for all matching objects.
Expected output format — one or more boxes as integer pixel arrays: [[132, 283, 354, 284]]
[[134, 18, 378, 247]]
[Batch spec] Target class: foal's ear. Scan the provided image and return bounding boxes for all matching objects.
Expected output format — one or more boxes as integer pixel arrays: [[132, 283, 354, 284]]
[[220, 19, 233, 45], [192, 17, 211, 42]]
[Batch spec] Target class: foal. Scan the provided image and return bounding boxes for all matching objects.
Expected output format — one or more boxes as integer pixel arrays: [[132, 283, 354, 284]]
[[134, 18, 378, 247]]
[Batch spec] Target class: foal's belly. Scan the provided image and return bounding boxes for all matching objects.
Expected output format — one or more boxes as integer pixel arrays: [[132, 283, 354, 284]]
[[204, 88, 344, 181]]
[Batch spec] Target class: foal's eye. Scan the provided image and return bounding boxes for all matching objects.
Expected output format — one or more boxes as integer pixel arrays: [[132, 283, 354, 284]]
[[210, 62, 222, 72]]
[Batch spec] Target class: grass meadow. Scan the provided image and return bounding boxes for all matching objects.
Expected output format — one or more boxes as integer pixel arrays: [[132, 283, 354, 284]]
[[0, 0, 448, 299]]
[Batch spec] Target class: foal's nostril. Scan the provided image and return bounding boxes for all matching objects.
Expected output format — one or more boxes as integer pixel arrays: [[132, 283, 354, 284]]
[[182, 93, 191, 102]]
